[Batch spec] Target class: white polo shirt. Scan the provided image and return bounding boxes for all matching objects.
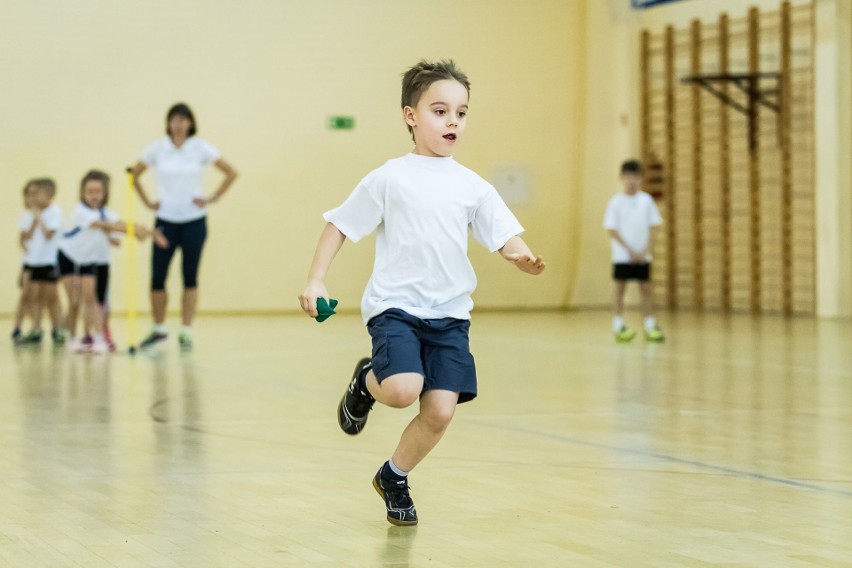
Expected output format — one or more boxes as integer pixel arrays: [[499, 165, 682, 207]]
[[603, 190, 662, 263], [324, 153, 524, 324], [141, 136, 221, 223], [59, 204, 120, 265], [18, 204, 62, 267]]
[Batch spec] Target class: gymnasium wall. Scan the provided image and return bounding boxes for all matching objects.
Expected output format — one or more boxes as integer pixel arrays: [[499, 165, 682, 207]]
[[571, 0, 852, 318], [0, 0, 583, 316]]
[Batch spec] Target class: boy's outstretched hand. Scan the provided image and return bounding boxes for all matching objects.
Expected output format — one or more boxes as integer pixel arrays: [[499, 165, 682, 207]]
[[505, 253, 546, 275], [299, 280, 330, 318]]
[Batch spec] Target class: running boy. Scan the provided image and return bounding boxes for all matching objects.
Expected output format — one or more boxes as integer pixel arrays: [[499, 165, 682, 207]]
[[603, 159, 664, 342], [299, 60, 545, 526], [15, 178, 64, 345]]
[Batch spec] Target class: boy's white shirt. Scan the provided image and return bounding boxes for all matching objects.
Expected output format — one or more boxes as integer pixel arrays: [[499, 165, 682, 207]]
[[141, 136, 221, 223], [18, 204, 62, 267], [59, 204, 120, 265], [324, 153, 524, 324], [603, 190, 663, 263]]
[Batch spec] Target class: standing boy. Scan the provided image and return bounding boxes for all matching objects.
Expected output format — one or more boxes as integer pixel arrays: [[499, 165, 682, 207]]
[[603, 159, 664, 343], [299, 60, 545, 526]]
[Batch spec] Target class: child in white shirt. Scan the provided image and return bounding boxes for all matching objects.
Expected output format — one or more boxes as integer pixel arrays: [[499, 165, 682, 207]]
[[59, 170, 166, 354], [299, 60, 545, 526], [603, 159, 664, 342], [14, 178, 63, 345]]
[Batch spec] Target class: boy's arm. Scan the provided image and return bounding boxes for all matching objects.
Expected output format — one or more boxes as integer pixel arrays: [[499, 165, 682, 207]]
[[21, 214, 39, 241], [299, 223, 347, 317], [34, 211, 57, 240], [607, 229, 644, 263], [499, 235, 545, 275]]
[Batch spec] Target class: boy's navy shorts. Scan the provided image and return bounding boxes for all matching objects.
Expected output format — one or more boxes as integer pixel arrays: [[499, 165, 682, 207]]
[[367, 308, 477, 403], [613, 263, 651, 282]]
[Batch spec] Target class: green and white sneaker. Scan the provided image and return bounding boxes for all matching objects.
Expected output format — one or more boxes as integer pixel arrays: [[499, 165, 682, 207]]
[[15, 330, 43, 346], [178, 332, 193, 352], [645, 327, 665, 343], [139, 330, 168, 349], [614, 326, 636, 343]]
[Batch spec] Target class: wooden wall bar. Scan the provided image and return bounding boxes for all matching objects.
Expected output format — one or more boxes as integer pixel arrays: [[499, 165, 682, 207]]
[[748, 7, 762, 312], [719, 13, 732, 312], [780, 1, 793, 314], [664, 25, 677, 309], [690, 19, 704, 309]]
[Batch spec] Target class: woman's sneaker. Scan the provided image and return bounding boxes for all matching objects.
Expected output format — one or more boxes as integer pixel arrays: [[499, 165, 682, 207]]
[[645, 327, 665, 343], [373, 469, 418, 526], [337, 358, 375, 435], [614, 326, 636, 343], [139, 330, 168, 349]]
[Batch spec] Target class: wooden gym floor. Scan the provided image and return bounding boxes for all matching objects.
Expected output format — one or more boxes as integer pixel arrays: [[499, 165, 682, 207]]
[[1, 311, 850, 567]]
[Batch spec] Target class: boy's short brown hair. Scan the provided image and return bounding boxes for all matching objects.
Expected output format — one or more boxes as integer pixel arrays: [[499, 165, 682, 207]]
[[401, 59, 470, 140], [27, 178, 56, 197]]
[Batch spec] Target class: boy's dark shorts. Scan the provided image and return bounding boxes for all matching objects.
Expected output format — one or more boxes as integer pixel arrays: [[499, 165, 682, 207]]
[[24, 264, 58, 283], [367, 308, 477, 403], [613, 263, 651, 282], [57, 251, 96, 277]]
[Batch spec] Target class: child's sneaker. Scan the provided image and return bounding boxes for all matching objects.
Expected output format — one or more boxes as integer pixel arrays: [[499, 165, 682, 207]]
[[81, 335, 94, 346], [337, 358, 375, 435], [11, 328, 21, 342], [178, 332, 193, 352], [139, 330, 168, 349], [614, 326, 636, 343], [16, 330, 43, 345], [91, 339, 109, 355], [51, 328, 66, 346], [373, 469, 418, 526], [645, 327, 665, 343]]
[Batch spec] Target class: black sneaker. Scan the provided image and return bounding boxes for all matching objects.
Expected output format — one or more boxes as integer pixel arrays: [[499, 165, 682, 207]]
[[373, 469, 418, 526], [15, 330, 43, 345], [337, 358, 375, 435], [11, 328, 21, 342], [139, 330, 168, 349]]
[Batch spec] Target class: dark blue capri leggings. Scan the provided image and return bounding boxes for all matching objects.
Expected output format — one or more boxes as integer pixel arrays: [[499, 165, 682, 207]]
[[152, 217, 207, 291]]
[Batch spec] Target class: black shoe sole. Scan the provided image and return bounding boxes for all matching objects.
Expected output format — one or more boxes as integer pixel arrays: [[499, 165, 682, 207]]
[[372, 475, 418, 526]]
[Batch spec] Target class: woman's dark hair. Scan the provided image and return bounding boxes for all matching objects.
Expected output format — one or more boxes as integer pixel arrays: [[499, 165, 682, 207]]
[[166, 102, 197, 137], [80, 169, 110, 207]]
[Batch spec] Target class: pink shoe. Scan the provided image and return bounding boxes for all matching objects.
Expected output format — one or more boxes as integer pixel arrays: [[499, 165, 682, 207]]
[[75, 340, 93, 354]]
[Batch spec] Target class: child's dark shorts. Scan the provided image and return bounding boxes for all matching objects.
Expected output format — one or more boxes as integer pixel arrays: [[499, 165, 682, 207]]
[[613, 263, 651, 282], [24, 264, 58, 283], [367, 308, 477, 403]]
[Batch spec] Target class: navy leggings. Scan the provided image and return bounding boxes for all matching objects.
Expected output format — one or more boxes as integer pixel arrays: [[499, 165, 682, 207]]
[[152, 217, 207, 291]]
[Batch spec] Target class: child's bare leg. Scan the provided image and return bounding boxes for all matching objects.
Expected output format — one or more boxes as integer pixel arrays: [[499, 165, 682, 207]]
[[80, 276, 102, 337], [640, 281, 654, 319], [62, 276, 81, 338], [14, 271, 32, 331], [390, 389, 458, 472], [365, 371, 423, 408], [44, 283, 62, 330], [613, 280, 627, 317], [31, 282, 45, 331]]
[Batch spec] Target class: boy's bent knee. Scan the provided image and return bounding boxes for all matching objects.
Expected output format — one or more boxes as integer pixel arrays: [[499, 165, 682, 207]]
[[421, 403, 455, 431], [377, 372, 423, 408]]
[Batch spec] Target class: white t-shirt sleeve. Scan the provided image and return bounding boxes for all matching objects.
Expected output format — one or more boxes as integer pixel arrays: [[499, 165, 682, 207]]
[[197, 139, 222, 165], [603, 197, 618, 230], [323, 172, 384, 243], [141, 140, 162, 166], [43, 206, 63, 232], [18, 212, 32, 231], [470, 190, 524, 252], [73, 206, 102, 229]]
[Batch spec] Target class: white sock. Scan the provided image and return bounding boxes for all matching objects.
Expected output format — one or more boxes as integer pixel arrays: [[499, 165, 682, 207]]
[[388, 458, 408, 478], [644, 316, 656, 331], [153, 324, 166, 334], [613, 315, 624, 332], [93, 334, 106, 344]]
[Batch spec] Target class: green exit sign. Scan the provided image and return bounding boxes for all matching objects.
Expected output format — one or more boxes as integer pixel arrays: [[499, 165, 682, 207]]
[[328, 116, 355, 130]]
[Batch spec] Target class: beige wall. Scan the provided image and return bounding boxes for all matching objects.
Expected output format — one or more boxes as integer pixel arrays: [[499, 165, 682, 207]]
[[1, 0, 583, 316], [3, 0, 849, 319]]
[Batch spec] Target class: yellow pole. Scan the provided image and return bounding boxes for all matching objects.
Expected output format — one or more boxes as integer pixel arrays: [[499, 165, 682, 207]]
[[124, 167, 139, 353]]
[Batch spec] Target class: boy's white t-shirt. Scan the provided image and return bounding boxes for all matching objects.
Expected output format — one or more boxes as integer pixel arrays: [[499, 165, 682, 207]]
[[59, 204, 120, 265], [141, 136, 221, 223], [324, 153, 524, 324], [18, 204, 62, 266], [603, 190, 663, 263]]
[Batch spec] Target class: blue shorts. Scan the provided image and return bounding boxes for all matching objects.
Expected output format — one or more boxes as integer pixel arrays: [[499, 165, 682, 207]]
[[367, 308, 477, 404]]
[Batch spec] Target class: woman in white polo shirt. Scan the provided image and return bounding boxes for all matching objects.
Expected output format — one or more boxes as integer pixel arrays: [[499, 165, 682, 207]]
[[130, 103, 237, 351]]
